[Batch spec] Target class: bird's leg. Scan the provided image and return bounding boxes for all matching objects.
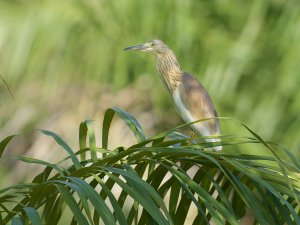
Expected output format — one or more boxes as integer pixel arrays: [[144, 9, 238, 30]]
[[189, 131, 195, 145]]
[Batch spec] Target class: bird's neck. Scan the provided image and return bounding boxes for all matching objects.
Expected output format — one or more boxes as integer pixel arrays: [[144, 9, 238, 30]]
[[156, 51, 182, 94]]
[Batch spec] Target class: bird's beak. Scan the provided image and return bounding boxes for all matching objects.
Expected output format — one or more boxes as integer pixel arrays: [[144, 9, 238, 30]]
[[124, 43, 151, 51]]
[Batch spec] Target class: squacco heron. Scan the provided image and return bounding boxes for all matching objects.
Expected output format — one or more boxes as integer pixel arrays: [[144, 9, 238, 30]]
[[124, 40, 222, 151]]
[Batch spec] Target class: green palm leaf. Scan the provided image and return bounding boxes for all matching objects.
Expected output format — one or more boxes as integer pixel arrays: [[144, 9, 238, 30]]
[[0, 108, 299, 224]]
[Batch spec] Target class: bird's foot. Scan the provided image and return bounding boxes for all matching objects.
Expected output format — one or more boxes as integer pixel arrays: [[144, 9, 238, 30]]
[[188, 131, 195, 145]]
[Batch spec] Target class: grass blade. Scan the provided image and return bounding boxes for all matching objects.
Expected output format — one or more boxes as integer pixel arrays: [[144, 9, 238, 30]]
[[23, 207, 42, 225], [67, 177, 116, 225], [40, 130, 81, 169], [0, 135, 15, 157], [11, 217, 23, 225], [79, 121, 88, 161], [55, 184, 89, 225], [85, 120, 97, 162], [102, 108, 145, 149]]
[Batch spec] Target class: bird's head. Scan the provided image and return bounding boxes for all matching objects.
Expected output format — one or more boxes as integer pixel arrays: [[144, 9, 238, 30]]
[[124, 40, 170, 55]]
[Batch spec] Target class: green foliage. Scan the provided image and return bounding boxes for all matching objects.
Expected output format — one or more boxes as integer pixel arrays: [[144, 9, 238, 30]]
[[0, 0, 300, 157], [0, 108, 299, 225]]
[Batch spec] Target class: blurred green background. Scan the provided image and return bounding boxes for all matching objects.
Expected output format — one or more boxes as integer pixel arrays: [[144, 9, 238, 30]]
[[0, 0, 300, 178]]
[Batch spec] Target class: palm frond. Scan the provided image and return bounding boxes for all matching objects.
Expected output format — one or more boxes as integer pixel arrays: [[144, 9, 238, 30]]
[[0, 108, 299, 224]]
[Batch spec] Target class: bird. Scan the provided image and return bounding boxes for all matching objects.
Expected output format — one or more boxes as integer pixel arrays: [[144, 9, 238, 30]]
[[124, 40, 222, 151]]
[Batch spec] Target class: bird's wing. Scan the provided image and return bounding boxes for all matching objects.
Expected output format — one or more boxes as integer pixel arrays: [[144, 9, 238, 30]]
[[178, 72, 220, 135]]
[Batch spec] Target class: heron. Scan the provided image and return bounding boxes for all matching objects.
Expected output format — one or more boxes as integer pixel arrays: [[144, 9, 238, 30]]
[[124, 40, 222, 151]]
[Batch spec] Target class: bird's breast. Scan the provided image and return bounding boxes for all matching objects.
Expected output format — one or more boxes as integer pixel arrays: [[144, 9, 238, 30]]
[[173, 88, 194, 124]]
